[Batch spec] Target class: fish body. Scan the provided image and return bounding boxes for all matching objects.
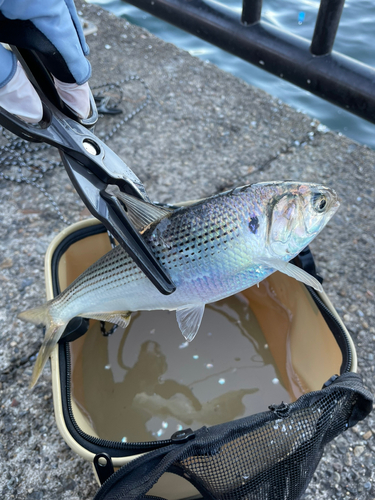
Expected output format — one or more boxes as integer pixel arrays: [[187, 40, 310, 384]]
[[19, 181, 339, 387]]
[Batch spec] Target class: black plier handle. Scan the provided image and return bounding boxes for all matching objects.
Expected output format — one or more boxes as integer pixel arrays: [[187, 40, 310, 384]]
[[0, 46, 176, 295]]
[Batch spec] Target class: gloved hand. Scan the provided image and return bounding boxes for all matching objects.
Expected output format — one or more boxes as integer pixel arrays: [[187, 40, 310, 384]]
[[0, 0, 92, 123]]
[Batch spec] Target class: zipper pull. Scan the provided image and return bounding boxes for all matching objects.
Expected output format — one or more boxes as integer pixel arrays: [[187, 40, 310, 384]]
[[171, 428, 195, 443], [322, 374, 339, 388], [94, 453, 115, 485]]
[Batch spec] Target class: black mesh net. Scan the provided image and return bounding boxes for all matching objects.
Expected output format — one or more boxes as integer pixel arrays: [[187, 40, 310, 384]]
[[177, 390, 356, 498], [94, 373, 372, 500]]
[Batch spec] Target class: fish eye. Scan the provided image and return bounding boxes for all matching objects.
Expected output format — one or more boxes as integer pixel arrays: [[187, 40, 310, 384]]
[[313, 194, 327, 213]]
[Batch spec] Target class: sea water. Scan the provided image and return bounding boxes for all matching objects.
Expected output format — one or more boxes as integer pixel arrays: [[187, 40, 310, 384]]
[[68, 270, 343, 443], [70, 292, 292, 443], [90, 0, 375, 149]]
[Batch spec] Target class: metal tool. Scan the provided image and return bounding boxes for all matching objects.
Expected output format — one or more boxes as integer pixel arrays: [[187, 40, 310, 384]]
[[0, 46, 175, 295]]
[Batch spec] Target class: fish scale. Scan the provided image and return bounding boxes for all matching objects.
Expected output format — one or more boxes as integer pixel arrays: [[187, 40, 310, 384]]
[[18, 181, 340, 387], [149, 199, 246, 274], [60, 199, 248, 315]]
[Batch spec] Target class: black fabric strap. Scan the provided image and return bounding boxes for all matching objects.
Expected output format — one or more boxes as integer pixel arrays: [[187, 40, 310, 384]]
[[94, 442, 188, 500]]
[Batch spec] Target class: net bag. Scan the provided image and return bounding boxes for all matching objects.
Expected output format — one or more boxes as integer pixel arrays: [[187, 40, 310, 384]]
[[94, 373, 372, 500], [44, 218, 372, 500]]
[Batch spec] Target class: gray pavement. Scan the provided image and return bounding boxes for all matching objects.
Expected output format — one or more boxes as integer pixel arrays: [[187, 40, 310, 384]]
[[0, 2, 374, 499]]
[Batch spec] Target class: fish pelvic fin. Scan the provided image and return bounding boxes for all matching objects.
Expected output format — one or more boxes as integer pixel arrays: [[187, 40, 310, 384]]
[[18, 303, 68, 389], [176, 304, 205, 342]]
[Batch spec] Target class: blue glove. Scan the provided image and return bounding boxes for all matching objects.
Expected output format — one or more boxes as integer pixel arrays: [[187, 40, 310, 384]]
[[0, 0, 91, 122]]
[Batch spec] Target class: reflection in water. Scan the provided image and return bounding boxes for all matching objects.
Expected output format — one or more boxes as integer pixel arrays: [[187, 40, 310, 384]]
[[116, 338, 202, 413], [71, 291, 292, 442], [133, 386, 258, 427]]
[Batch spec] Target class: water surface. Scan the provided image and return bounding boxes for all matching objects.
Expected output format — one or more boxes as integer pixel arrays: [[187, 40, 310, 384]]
[[91, 0, 375, 148]]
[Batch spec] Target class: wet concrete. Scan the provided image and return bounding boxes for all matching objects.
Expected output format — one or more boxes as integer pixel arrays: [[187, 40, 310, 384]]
[[0, 1, 374, 499]]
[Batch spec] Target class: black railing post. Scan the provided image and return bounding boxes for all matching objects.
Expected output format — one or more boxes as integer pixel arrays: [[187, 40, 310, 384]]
[[123, 0, 375, 124], [311, 0, 346, 55], [241, 0, 263, 26]]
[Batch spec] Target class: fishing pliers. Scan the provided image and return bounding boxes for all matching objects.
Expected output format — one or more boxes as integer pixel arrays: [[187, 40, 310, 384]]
[[0, 44, 176, 296]]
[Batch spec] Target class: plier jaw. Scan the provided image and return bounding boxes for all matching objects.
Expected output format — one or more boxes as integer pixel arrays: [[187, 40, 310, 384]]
[[61, 149, 176, 295], [0, 45, 176, 295]]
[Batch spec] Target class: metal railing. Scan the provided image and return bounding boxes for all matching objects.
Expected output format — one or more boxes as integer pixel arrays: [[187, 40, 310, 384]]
[[123, 0, 375, 124]]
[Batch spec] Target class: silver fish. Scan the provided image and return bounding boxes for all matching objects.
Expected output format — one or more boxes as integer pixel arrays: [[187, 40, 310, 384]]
[[19, 181, 339, 388]]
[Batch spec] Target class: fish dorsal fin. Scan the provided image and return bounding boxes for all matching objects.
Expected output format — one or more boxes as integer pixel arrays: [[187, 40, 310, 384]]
[[81, 311, 132, 329], [260, 258, 323, 293], [176, 304, 206, 342], [105, 185, 174, 231]]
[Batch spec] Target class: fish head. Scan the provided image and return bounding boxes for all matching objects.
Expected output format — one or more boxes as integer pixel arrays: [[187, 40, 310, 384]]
[[259, 182, 339, 259]]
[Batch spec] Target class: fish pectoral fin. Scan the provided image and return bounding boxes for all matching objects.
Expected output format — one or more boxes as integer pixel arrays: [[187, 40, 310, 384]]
[[105, 185, 174, 231], [81, 311, 132, 329], [260, 258, 323, 293], [176, 304, 205, 342]]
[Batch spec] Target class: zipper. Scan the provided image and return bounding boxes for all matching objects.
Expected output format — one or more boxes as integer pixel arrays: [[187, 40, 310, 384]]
[[57, 228, 352, 454], [308, 287, 352, 373], [63, 285, 352, 454], [295, 246, 352, 374], [53, 224, 175, 453], [64, 341, 174, 452]]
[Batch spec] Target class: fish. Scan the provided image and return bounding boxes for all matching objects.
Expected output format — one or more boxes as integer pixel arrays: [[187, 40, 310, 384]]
[[18, 181, 339, 388]]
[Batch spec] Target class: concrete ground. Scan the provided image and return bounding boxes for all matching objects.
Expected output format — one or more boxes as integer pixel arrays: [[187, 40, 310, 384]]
[[0, 1, 374, 499]]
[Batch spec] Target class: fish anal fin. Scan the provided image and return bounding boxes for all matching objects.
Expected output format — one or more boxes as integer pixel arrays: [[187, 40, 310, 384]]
[[81, 311, 132, 329], [260, 258, 323, 292], [176, 304, 205, 342]]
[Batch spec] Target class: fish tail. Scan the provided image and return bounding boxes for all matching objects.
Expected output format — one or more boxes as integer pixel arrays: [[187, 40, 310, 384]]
[[18, 302, 68, 389]]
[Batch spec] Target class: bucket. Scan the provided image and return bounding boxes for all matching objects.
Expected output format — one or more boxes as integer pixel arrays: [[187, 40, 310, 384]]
[[45, 217, 358, 499]]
